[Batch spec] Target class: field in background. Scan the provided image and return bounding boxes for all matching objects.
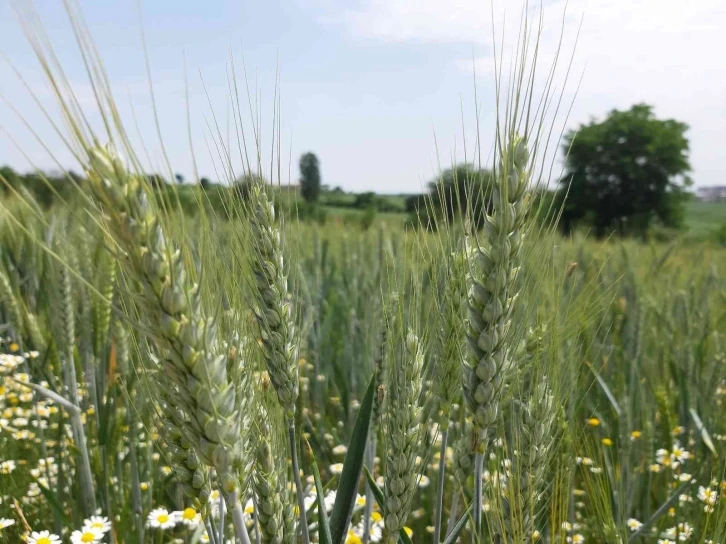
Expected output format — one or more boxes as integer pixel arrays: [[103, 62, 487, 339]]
[[171, 183, 725, 237], [2, 194, 726, 541], [685, 200, 726, 234]]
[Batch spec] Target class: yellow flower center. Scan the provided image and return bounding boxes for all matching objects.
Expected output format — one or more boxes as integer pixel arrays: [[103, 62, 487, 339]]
[[183, 508, 197, 520], [158, 514, 169, 524], [91, 522, 103, 529], [37, 538, 51, 544], [345, 530, 362, 544], [81, 532, 96, 542]]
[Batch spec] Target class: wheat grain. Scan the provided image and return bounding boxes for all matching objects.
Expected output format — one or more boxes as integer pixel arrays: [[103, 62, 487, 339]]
[[383, 328, 424, 543]]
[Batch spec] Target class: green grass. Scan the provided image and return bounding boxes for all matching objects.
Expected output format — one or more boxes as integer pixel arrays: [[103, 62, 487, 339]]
[[685, 200, 726, 234]]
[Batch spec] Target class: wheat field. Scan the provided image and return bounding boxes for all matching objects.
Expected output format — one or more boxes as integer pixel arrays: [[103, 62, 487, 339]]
[[1, 2, 726, 544]]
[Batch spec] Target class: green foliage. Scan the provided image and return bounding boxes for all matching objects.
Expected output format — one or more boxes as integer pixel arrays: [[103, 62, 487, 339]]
[[560, 104, 692, 238], [714, 221, 726, 246], [407, 164, 494, 230], [328, 374, 375, 544], [0, 166, 21, 194], [685, 201, 726, 235], [359, 204, 377, 231], [3, 201, 726, 542], [3, 4, 726, 543], [353, 192, 377, 210], [300, 152, 322, 204], [0, 167, 86, 208]]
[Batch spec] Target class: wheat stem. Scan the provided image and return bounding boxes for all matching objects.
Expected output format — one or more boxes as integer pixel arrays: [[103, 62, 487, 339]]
[[205, 518, 219, 544], [473, 452, 483, 542], [219, 488, 227, 541], [223, 490, 252, 544], [433, 428, 449, 544], [288, 418, 310, 544], [446, 489, 460, 538], [20, 377, 96, 516], [128, 411, 145, 544]]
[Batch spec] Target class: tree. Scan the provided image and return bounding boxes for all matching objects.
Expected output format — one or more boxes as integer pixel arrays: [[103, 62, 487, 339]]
[[353, 192, 377, 209], [200, 177, 211, 190], [0, 166, 20, 194], [233, 173, 266, 202], [147, 173, 167, 189], [299, 152, 321, 204], [174, 173, 185, 185], [559, 104, 691, 237], [408, 164, 494, 230]]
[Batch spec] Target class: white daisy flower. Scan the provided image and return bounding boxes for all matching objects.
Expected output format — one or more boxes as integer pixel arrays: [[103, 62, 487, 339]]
[[70, 527, 104, 543], [332, 445, 348, 456], [324, 490, 337, 513], [698, 486, 718, 505], [175, 507, 202, 529], [83, 516, 111, 533], [27, 531, 62, 544], [304, 493, 317, 512], [147, 507, 177, 530], [356, 519, 383, 542], [671, 444, 690, 463], [626, 518, 642, 531]]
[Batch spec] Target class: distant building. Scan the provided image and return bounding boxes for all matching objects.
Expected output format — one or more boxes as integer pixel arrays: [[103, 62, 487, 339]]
[[696, 186, 726, 202]]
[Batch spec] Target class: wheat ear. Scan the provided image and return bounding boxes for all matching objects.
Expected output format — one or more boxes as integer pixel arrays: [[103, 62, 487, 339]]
[[463, 134, 531, 535], [86, 145, 250, 544], [246, 181, 309, 544], [383, 328, 424, 543]]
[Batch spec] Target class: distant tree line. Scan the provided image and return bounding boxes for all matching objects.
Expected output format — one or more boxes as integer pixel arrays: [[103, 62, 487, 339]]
[[408, 103, 694, 238], [0, 104, 701, 238]]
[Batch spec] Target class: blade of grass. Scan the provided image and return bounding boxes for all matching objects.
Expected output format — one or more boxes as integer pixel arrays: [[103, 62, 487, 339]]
[[442, 503, 473, 544], [689, 408, 717, 457], [627, 482, 691, 542], [305, 438, 333, 544], [329, 372, 376, 543]]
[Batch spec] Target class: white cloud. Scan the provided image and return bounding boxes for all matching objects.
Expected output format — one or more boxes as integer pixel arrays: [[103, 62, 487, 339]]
[[322, 0, 726, 186]]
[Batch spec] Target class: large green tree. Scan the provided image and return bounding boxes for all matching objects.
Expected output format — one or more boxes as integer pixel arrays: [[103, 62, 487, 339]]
[[560, 104, 691, 237], [299, 152, 321, 204], [407, 164, 494, 230]]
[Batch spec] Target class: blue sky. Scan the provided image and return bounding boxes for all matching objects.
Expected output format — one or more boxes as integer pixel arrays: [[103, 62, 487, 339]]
[[1, 0, 724, 193]]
